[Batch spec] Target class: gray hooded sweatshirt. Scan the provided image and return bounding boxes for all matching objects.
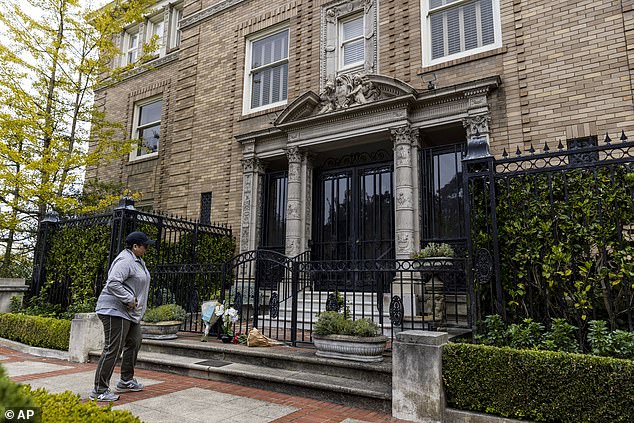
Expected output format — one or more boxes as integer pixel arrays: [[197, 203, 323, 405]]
[[96, 248, 151, 323]]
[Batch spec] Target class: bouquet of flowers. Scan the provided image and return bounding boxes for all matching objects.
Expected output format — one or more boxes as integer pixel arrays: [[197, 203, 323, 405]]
[[214, 302, 239, 336]]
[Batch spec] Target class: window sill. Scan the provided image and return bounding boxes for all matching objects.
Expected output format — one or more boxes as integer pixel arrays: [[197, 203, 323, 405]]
[[417, 46, 507, 74], [127, 154, 159, 166], [239, 103, 287, 121]]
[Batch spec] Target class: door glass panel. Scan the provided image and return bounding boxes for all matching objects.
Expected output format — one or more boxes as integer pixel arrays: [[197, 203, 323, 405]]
[[421, 144, 465, 241], [261, 172, 287, 252]]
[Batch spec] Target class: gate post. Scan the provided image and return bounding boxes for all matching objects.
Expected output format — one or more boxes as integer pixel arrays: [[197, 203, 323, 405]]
[[31, 211, 59, 299], [109, 197, 137, 265], [462, 131, 503, 324]]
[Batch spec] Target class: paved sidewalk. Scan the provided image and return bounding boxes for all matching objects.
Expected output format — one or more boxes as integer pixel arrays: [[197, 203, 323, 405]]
[[0, 347, 410, 423]]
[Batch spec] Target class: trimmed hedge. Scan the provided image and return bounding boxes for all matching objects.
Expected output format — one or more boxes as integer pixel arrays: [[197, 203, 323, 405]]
[[24, 385, 141, 422], [0, 363, 141, 422], [0, 313, 71, 351], [443, 343, 634, 422]]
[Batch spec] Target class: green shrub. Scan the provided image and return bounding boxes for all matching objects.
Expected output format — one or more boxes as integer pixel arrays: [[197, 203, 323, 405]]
[[314, 312, 381, 337], [142, 304, 186, 323], [24, 385, 141, 422], [0, 313, 70, 350], [443, 343, 634, 422], [588, 320, 634, 359], [349, 318, 380, 337], [411, 242, 455, 259], [541, 318, 579, 353], [0, 364, 36, 417]]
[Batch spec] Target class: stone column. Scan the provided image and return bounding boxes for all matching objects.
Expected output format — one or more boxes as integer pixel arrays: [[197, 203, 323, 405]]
[[300, 153, 313, 253], [239, 156, 265, 253], [285, 147, 303, 256], [391, 125, 421, 319], [392, 125, 418, 259], [392, 330, 448, 423]]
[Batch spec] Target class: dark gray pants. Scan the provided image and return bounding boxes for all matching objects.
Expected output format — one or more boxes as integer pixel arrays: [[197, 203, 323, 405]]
[[94, 314, 142, 393]]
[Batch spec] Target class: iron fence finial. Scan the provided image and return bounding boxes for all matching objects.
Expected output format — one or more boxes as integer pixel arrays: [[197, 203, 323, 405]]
[[604, 133, 612, 144], [543, 142, 550, 152], [620, 130, 628, 142]]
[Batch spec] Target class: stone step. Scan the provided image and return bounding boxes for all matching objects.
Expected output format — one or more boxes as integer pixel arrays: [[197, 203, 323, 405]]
[[89, 338, 391, 412]]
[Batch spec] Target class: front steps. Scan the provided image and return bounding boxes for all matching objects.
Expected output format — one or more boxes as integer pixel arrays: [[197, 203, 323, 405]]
[[89, 335, 392, 412]]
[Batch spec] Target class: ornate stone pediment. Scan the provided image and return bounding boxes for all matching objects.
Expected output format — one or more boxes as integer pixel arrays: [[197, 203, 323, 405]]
[[275, 74, 417, 126]]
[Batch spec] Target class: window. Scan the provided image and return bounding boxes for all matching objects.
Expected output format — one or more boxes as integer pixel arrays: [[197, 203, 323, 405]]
[[200, 192, 212, 224], [422, 0, 501, 66], [339, 14, 364, 70], [131, 98, 162, 160], [169, 7, 182, 50], [147, 15, 165, 55], [123, 28, 139, 65], [321, 0, 376, 87], [244, 28, 289, 114]]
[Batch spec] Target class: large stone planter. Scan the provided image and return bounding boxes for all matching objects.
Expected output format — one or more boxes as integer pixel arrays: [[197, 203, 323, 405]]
[[312, 334, 388, 362], [140, 321, 182, 340]]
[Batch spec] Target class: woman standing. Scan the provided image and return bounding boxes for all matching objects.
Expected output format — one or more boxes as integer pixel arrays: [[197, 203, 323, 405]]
[[89, 231, 154, 401]]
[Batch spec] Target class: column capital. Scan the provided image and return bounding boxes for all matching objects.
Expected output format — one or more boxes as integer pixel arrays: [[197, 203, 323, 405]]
[[390, 125, 418, 146], [462, 114, 491, 139], [241, 157, 265, 173], [285, 146, 303, 163]]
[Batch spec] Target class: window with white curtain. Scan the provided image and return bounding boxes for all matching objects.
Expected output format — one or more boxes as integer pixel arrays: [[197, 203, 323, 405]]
[[339, 13, 364, 70], [422, 0, 501, 66], [243, 27, 289, 114]]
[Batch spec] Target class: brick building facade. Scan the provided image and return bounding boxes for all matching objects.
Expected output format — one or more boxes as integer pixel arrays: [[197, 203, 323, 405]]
[[87, 0, 634, 260]]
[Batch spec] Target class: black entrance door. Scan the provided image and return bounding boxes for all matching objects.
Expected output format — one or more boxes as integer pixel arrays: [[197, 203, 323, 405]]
[[312, 161, 394, 265]]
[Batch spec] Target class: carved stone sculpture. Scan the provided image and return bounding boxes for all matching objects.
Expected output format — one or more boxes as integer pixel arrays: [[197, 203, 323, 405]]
[[317, 73, 380, 114]]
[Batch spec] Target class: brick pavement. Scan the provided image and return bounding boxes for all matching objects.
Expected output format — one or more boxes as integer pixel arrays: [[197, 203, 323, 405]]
[[0, 347, 410, 423]]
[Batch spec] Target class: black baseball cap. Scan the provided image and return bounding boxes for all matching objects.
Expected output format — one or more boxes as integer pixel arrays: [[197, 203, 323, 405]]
[[125, 231, 156, 246]]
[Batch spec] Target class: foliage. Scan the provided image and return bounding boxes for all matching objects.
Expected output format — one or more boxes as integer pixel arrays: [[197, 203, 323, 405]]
[[411, 242, 455, 259], [588, 320, 634, 359], [313, 311, 380, 337], [142, 304, 186, 323], [0, 0, 155, 275], [42, 223, 110, 308], [0, 364, 36, 417], [24, 384, 141, 422], [472, 166, 634, 334], [34, 208, 235, 315], [477, 315, 634, 357], [443, 343, 634, 422], [0, 313, 70, 350]]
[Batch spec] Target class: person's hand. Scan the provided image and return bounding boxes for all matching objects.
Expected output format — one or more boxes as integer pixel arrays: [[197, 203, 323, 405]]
[[127, 298, 138, 310]]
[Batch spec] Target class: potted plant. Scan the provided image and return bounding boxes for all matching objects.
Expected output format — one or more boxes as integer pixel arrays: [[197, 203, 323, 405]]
[[411, 242, 456, 321], [214, 302, 239, 343], [140, 304, 186, 340], [312, 311, 388, 362], [411, 242, 456, 264]]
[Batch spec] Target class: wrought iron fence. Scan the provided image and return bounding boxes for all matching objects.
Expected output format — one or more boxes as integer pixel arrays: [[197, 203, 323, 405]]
[[464, 132, 634, 336], [218, 250, 469, 346], [30, 198, 233, 316]]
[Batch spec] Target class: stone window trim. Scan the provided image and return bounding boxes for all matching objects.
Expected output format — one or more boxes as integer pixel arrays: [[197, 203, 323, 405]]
[[122, 26, 140, 66], [126, 81, 169, 163], [120, 1, 183, 67], [129, 96, 162, 162], [242, 23, 290, 115], [320, 0, 377, 90], [420, 0, 502, 68]]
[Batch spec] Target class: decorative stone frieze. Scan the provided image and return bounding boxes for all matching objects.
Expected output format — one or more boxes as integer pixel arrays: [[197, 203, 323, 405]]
[[317, 73, 381, 114]]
